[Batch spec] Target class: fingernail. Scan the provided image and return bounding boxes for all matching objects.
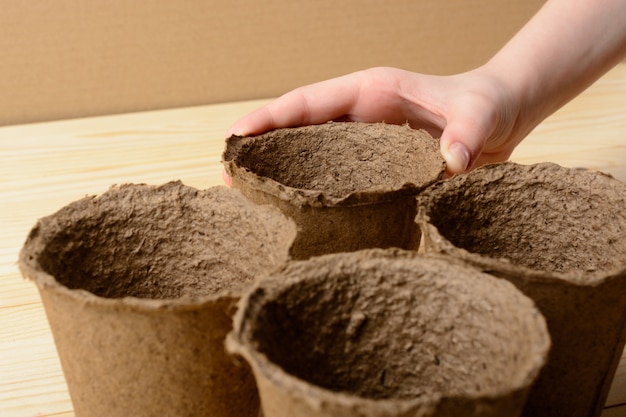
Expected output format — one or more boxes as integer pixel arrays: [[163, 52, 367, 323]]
[[445, 142, 471, 173], [225, 128, 241, 138], [225, 125, 250, 138]]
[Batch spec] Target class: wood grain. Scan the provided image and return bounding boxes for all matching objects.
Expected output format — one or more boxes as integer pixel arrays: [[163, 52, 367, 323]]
[[1, 64, 625, 416]]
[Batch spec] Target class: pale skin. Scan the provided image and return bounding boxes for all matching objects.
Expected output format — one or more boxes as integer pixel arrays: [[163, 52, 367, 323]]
[[225, 0, 626, 177]]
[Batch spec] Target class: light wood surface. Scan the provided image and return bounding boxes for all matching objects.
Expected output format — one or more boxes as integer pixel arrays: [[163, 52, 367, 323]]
[[1, 64, 625, 417]]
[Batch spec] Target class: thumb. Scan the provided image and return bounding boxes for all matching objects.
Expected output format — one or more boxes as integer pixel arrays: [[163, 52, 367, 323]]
[[439, 113, 492, 175], [440, 139, 472, 175]]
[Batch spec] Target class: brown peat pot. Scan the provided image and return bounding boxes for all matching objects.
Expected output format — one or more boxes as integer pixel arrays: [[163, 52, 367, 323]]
[[223, 122, 445, 259], [227, 249, 550, 417], [18, 182, 296, 417], [417, 162, 626, 417]]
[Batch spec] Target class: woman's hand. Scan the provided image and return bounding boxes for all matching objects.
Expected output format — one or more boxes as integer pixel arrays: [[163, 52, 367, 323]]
[[226, 0, 626, 177], [226, 66, 526, 175]]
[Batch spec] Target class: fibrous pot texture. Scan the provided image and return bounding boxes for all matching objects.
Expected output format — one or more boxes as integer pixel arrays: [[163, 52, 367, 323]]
[[223, 122, 445, 259], [18, 181, 296, 417], [418, 162, 626, 278], [417, 162, 626, 417], [223, 122, 444, 204], [228, 249, 550, 417], [23, 181, 295, 300]]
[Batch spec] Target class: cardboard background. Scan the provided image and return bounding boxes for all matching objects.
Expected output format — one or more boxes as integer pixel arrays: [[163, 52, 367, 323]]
[[1, 0, 545, 125]]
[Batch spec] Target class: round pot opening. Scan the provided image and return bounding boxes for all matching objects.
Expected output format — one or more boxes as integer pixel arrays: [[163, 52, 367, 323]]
[[232, 250, 550, 408], [421, 162, 626, 276], [224, 122, 445, 203], [24, 181, 296, 301]]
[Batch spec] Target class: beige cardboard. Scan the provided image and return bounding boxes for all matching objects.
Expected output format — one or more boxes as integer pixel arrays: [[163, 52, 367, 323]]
[[0, 0, 544, 125]]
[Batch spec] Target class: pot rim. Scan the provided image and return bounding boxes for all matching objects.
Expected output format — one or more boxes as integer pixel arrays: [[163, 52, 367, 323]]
[[227, 250, 551, 412], [18, 256, 242, 312], [225, 161, 436, 208], [416, 161, 626, 287], [417, 220, 626, 287], [222, 123, 446, 208], [17, 182, 296, 312], [228, 332, 538, 414]]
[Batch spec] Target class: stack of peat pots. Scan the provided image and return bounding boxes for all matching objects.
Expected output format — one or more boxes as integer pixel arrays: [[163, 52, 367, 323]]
[[18, 122, 625, 417]]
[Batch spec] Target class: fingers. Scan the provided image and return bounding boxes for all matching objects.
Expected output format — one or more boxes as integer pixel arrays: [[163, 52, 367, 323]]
[[439, 97, 495, 175], [226, 74, 362, 137], [224, 68, 516, 177], [440, 121, 489, 175], [224, 71, 371, 188], [440, 140, 472, 175]]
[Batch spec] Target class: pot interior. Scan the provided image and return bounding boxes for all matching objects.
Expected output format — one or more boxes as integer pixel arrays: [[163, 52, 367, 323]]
[[245, 253, 547, 400], [30, 183, 294, 300], [225, 122, 443, 198], [424, 163, 626, 274]]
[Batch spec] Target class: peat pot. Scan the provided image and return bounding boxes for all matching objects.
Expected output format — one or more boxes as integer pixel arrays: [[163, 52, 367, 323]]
[[222, 122, 445, 259], [417, 162, 626, 417], [227, 249, 550, 417], [18, 181, 296, 417]]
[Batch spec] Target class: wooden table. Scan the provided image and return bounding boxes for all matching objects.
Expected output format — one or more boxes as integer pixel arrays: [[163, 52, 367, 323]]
[[1, 64, 625, 417]]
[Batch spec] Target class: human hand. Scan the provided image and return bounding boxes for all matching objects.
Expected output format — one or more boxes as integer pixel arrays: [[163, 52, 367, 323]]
[[226, 66, 531, 176]]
